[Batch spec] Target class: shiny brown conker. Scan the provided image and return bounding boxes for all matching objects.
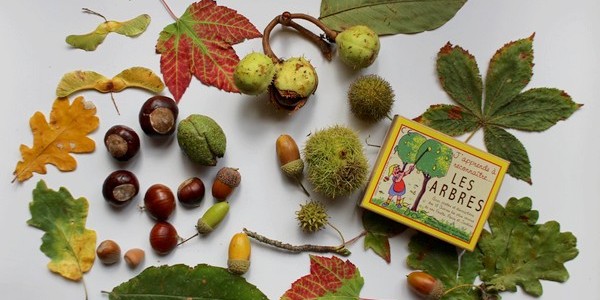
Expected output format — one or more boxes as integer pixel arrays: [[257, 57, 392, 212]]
[[149, 221, 178, 255], [139, 96, 178, 136], [144, 184, 176, 221], [102, 170, 139, 207], [104, 125, 140, 161], [177, 177, 205, 207]]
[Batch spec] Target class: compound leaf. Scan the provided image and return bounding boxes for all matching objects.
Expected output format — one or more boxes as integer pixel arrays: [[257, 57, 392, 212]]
[[66, 14, 150, 51], [13, 97, 99, 182], [27, 180, 96, 281], [417, 35, 581, 183], [156, 0, 261, 101], [319, 0, 467, 35], [56, 67, 164, 98], [478, 197, 579, 296], [362, 210, 407, 263], [407, 233, 482, 300], [108, 264, 268, 300], [281, 255, 364, 300]]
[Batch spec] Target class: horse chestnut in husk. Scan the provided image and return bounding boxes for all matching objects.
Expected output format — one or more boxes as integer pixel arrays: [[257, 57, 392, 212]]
[[139, 95, 178, 136], [149, 221, 178, 255], [144, 184, 176, 220], [102, 170, 139, 207], [335, 25, 380, 69]]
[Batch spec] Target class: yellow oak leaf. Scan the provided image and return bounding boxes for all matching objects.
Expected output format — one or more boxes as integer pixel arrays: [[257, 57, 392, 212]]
[[13, 97, 99, 182], [55, 67, 165, 98]]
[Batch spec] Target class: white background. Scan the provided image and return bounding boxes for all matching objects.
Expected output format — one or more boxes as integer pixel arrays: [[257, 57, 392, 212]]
[[1, 1, 598, 299]]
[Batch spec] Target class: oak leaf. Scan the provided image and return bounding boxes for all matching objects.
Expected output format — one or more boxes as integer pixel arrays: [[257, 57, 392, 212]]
[[107, 264, 268, 300], [418, 35, 581, 183], [13, 97, 99, 182], [27, 180, 97, 281], [56, 67, 165, 97], [66, 13, 151, 51], [156, 0, 261, 101], [281, 255, 364, 300]]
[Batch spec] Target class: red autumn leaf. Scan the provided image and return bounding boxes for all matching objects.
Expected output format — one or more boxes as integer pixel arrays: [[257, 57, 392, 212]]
[[281, 255, 364, 300], [156, 0, 261, 101]]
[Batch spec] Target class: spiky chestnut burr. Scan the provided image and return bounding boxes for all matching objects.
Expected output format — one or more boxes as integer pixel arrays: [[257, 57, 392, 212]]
[[348, 74, 395, 122], [296, 200, 329, 232]]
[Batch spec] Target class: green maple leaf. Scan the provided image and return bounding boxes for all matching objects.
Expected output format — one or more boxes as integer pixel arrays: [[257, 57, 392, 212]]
[[407, 233, 483, 300], [478, 197, 579, 296], [362, 210, 407, 263], [108, 264, 268, 300], [418, 34, 581, 183], [27, 180, 97, 281]]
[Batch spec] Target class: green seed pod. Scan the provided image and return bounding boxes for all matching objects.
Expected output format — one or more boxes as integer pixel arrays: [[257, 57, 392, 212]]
[[196, 201, 230, 234], [335, 25, 380, 69], [303, 125, 369, 198], [348, 74, 395, 122], [234, 52, 276, 95], [177, 114, 226, 166], [273, 57, 318, 99], [296, 200, 329, 232]]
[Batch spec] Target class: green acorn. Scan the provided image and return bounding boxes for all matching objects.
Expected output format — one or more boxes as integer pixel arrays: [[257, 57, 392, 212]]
[[296, 200, 329, 232], [336, 25, 380, 69], [303, 125, 369, 198], [348, 74, 395, 122], [234, 52, 277, 95]]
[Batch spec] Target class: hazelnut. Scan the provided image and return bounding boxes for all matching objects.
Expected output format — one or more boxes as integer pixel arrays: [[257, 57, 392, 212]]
[[104, 125, 140, 161], [124, 248, 145, 268], [96, 240, 121, 265], [139, 95, 178, 136], [102, 170, 139, 207]]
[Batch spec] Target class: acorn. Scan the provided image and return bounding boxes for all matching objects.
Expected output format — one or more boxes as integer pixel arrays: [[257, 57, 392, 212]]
[[276, 134, 304, 178], [234, 52, 276, 95], [347, 74, 395, 122], [227, 232, 251, 275], [335, 25, 380, 69], [269, 57, 318, 111], [303, 125, 369, 198], [196, 201, 230, 234], [407, 271, 445, 299], [212, 167, 241, 200]]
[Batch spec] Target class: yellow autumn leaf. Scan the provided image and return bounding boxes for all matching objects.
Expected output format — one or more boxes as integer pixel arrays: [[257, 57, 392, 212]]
[[13, 97, 99, 182], [56, 67, 165, 97]]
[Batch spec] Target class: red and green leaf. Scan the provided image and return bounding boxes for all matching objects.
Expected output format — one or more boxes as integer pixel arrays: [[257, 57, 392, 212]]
[[156, 0, 261, 101], [418, 35, 581, 183], [281, 255, 364, 300]]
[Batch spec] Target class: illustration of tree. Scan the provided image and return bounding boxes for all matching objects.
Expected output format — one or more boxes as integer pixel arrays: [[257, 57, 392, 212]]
[[411, 139, 453, 211], [394, 131, 427, 171]]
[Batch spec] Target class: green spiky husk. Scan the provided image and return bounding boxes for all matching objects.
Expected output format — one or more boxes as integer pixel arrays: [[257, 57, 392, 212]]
[[303, 125, 369, 198], [348, 74, 394, 122], [296, 200, 329, 232]]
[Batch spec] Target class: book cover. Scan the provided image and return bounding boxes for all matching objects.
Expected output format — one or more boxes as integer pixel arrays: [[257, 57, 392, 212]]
[[360, 116, 509, 250]]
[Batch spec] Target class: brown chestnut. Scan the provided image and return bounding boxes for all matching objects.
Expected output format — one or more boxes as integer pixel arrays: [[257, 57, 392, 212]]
[[103, 170, 139, 207], [104, 125, 140, 161], [177, 177, 205, 207], [139, 95, 178, 136], [144, 184, 176, 220], [149, 221, 178, 255]]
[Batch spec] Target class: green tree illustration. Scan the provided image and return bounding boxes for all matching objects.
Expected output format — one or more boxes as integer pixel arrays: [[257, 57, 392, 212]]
[[394, 131, 427, 171], [411, 139, 453, 211]]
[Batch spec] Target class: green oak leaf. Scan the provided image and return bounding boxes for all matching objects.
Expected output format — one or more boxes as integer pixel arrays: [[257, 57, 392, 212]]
[[407, 233, 483, 300], [66, 14, 151, 51], [27, 180, 97, 281], [319, 0, 467, 35], [362, 210, 407, 263], [419, 35, 581, 183], [478, 197, 579, 297], [107, 264, 268, 300]]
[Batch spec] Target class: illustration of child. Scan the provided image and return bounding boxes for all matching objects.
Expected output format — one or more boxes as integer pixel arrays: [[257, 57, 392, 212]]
[[382, 164, 415, 208]]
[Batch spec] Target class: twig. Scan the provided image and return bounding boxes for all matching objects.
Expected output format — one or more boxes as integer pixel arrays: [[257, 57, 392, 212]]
[[243, 228, 351, 256]]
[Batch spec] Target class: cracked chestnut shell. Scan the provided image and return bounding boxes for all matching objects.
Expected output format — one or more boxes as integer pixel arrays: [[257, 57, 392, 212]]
[[104, 125, 140, 161], [102, 170, 140, 207], [139, 96, 178, 136]]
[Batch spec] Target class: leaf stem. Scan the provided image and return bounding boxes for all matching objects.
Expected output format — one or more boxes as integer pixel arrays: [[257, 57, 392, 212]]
[[343, 230, 367, 246], [81, 8, 107, 22], [464, 127, 480, 144], [295, 177, 311, 197], [243, 228, 351, 256], [177, 233, 198, 246], [159, 0, 178, 21], [365, 135, 382, 148], [442, 283, 484, 296], [327, 222, 345, 245], [82, 277, 89, 300]]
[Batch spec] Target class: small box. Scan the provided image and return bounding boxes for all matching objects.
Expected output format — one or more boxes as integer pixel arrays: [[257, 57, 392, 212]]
[[360, 115, 509, 251]]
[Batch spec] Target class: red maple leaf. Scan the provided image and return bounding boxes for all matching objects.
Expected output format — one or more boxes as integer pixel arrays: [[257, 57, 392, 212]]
[[281, 255, 364, 300], [156, 0, 262, 102]]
